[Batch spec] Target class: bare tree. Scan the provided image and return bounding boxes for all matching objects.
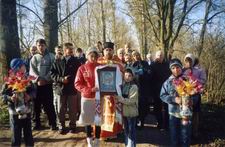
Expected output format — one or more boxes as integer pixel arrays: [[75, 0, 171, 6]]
[[0, 0, 20, 66], [201, 32, 225, 103], [126, 0, 204, 60], [99, 0, 106, 43], [87, 0, 91, 46], [18, 0, 24, 48], [44, 0, 58, 52], [197, 0, 225, 57], [58, 0, 64, 44], [110, 0, 116, 45]]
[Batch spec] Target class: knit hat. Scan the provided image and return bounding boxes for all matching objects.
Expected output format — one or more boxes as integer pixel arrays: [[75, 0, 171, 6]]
[[86, 47, 98, 56], [169, 58, 183, 69], [184, 53, 195, 66], [10, 58, 26, 71], [103, 42, 114, 49], [132, 50, 140, 56]]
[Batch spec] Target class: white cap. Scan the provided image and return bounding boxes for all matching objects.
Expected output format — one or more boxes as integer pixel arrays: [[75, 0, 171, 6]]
[[86, 47, 98, 56], [184, 53, 195, 66]]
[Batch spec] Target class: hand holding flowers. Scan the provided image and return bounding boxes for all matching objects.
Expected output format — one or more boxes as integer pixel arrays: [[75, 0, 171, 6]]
[[4, 69, 35, 119], [173, 73, 203, 125]]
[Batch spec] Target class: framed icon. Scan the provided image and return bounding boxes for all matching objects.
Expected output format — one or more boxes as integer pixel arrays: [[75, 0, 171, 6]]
[[97, 66, 117, 94]]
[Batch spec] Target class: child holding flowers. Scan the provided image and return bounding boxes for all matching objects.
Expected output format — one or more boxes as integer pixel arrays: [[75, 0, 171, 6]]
[[1, 58, 35, 147], [183, 53, 206, 138], [160, 58, 201, 147]]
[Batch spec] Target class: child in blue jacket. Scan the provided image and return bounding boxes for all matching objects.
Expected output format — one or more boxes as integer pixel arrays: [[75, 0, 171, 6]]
[[1, 58, 34, 147], [160, 58, 197, 147]]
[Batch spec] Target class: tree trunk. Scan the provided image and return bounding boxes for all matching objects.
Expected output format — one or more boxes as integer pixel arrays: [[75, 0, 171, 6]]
[[66, 0, 72, 42], [158, 0, 174, 61], [111, 0, 116, 47], [198, 0, 211, 57], [18, 0, 24, 49], [87, 1, 91, 46], [143, 1, 148, 59], [44, 0, 58, 52], [100, 0, 106, 43], [0, 0, 20, 66], [58, 0, 64, 44]]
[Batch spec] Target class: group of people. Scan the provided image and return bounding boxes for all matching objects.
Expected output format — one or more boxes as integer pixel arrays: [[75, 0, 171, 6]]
[[1, 38, 206, 147]]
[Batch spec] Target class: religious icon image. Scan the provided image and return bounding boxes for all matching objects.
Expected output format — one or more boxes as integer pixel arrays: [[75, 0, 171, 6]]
[[98, 69, 116, 93]]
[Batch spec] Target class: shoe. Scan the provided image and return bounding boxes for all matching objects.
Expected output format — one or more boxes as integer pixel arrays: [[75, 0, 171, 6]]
[[87, 137, 93, 147], [156, 123, 162, 130], [193, 132, 199, 139], [59, 129, 67, 135], [33, 124, 43, 130], [69, 128, 76, 133], [137, 125, 144, 130], [94, 139, 100, 147], [51, 125, 58, 131]]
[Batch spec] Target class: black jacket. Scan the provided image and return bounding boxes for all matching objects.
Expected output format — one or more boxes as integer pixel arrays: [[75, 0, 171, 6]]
[[149, 60, 171, 98], [50, 56, 81, 95], [77, 56, 87, 65]]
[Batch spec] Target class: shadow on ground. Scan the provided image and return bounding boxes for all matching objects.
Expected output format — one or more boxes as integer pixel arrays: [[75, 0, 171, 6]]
[[191, 103, 225, 146], [106, 114, 170, 146], [1, 103, 225, 146]]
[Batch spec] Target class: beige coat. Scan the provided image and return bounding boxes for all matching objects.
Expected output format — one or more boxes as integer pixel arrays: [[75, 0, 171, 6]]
[[118, 85, 139, 117]]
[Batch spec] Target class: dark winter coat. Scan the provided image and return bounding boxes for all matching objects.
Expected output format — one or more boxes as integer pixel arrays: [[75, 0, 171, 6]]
[[50, 56, 81, 95], [150, 60, 171, 98]]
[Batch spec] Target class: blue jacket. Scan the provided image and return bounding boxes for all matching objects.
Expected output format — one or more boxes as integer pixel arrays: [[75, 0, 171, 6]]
[[160, 74, 198, 118]]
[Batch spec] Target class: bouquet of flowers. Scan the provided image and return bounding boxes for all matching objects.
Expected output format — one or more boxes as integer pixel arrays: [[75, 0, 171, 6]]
[[173, 73, 203, 125], [4, 70, 35, 119]]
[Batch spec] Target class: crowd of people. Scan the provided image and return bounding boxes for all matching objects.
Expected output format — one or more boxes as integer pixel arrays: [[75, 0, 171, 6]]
[[1, 38, 206, 147]]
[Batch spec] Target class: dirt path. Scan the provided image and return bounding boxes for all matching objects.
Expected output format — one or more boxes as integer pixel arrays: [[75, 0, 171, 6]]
[[0, 114, 170, 147]]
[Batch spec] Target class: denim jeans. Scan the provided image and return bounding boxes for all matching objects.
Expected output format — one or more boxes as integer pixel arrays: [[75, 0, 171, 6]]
[[53, 89, 60, 127], [124, 117, 136, 147], [10, 114, 34, 147], [169, 115, 191, 147]]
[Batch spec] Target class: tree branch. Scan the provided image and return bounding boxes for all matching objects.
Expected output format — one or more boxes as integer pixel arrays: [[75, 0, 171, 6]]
[[185, 0, 204, 16], [143, 0, 160, 42], [170, 0, 204, 49], [182, 19, 201, 34], [207, 10, 225, 22], [58, 0, 88, 27], [198, 0, 212, 57], [166, 0, 175, 42], [169, 0, 187, 48], [16, 3, 44, 24]]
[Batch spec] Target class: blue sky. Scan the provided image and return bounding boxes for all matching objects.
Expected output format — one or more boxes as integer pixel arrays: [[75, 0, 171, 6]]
[[19, 0, 139, 47], [18, 0, 219, 49]]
